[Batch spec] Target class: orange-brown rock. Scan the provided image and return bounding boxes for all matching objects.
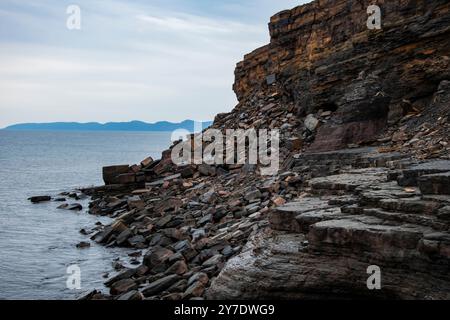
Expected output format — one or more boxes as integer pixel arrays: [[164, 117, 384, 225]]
[[233, 0, 450, 151]]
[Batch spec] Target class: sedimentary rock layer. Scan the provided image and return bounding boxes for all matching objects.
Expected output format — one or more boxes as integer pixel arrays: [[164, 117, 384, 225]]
[[233, 0, 450, 150]]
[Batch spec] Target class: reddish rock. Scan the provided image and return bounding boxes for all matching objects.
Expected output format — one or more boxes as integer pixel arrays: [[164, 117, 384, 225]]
[[102, 165, 129, 185], [117, 173, 136, 185], [141, 157, 154, 168]]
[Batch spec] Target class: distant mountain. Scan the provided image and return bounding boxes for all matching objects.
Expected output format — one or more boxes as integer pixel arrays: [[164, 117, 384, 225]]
[[3, 120, 213, 132]]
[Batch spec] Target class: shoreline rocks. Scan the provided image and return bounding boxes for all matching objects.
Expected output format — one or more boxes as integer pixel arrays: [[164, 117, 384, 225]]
[[28, 196, 51, 203]]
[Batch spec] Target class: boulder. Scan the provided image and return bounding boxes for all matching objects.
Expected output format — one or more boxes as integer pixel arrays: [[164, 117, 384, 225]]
[[165, 260, 188, 275], [304, 114, 319, 132], [102, 165, 129, 185], [67, 203, 83, 211], [141, 157, 154, 168], [28, 196, 51, 203], [110, 279, 137, 295], [117, 290, 143, 301], [142, 275, 181, 297], [76, 241, 91, 249], [143, 246, 174, 269], [198, 164, 216, 176], [117, 173, 136, 185]]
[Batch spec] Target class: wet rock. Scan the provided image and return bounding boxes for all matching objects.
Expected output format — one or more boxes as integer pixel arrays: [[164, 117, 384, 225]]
[[183, 281, 206, 299], [103, 165, 129, 185], [141, 275, 181, 297], [110, 278, 137, 295], [78, 290, 101, 301], [167, 279, 188, 293], [187, 272, 209, 287], [76, 241, 91, 249], [67, 203, 83, 211], [28, 196, 51, 203], [116, 229, 132, 246], [143, 246, 174, 269], [202, 254, 224, 268], [128, 235, 146, 247], [244, 190, 262, 202], [173, 240, 197, 261], [117, 290, 143, 301], [105, 269, 137, 286], [92, 221, 128, 244], [166, 260, 188, 275]]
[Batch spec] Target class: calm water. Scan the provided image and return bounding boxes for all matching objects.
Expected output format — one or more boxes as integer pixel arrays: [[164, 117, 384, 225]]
[[0, 131, 172, 300]]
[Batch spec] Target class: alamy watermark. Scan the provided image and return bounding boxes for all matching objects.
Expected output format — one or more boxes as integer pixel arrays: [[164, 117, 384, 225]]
[[66, 5, 81, 30], [367, 5, 382, 30], [66, 264, 82, 290], [367, 265, 382, 290], [171, 122, 280, 176]]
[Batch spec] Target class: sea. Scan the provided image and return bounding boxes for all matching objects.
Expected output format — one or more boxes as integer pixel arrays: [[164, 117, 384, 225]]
[[0, 130, 172, 300]]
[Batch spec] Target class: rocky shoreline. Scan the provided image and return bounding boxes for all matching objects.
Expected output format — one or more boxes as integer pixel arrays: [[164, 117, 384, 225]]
[[31, 0, 450, 300]]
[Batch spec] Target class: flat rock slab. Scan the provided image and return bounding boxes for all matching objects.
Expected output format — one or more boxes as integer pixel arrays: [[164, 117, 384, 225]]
[[269, 198, 333, 233], [378, 197, 443, 215], [419, 171, 450, 195], [29, 196, 51, 203], [399, 161, 450, 186], [308, 216, 431, 259], [308, 169, 386, 193], [295, 207, 344, 233], [360, 182, 420, 205], [207, 229, 450, 300], [303, 147, 378, 158]]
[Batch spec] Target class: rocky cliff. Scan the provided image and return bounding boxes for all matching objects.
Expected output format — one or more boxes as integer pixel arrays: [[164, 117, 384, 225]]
[[231, 0, 450, 151], [71, 0, 450, 301]]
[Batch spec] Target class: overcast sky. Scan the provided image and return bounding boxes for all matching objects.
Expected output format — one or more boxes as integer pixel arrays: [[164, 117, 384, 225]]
[[0, 0, 310, 128]]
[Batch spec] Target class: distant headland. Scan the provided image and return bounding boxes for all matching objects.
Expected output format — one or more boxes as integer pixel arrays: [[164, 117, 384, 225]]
[[2, 120, 212, 132]]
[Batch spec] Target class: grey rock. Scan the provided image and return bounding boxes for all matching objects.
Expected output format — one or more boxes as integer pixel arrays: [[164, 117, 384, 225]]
[[142, 275, 181, 297]]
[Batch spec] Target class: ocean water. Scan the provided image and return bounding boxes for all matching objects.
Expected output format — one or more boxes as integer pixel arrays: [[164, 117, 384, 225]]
[[0, 131, 172, 300]]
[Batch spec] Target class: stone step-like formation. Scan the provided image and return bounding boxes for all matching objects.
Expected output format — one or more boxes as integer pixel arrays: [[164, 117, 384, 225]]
[[208, 148, 450, 300]]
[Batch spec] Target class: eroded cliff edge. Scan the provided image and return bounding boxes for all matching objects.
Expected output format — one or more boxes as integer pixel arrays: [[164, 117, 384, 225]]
[[227, 0, 450, 153]]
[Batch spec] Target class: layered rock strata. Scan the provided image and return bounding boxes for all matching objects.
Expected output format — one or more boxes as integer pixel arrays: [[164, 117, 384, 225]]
[[207, 152, 450, 299], [232, 0, 450, 151]]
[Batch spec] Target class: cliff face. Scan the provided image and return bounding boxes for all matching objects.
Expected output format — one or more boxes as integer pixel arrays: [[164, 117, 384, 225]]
[[232, 0, 450, 151]]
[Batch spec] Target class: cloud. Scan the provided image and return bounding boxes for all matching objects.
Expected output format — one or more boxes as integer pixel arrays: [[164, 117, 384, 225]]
[[136, 13, 250, 35], [0, 0, 310, 128]]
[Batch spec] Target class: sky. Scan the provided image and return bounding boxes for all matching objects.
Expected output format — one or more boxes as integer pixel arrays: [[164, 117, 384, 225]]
[[0, 0, 310, 128]]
